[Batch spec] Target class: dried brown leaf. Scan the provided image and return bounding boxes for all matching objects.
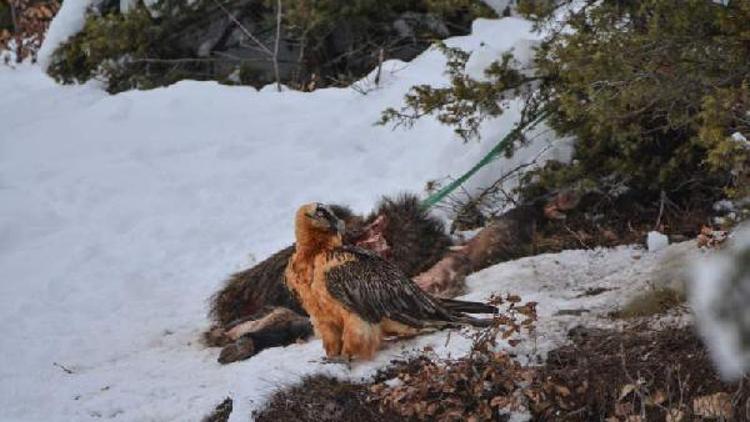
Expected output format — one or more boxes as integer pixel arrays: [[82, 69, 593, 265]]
[[614, 401, 634, 416], [692, 392, 733, 419], [646, 389, 667, 406], [665, 408, 685, 422], [618, 383, 637, 401], [490, 395, 511, 408], [554, 384, 571, 397]]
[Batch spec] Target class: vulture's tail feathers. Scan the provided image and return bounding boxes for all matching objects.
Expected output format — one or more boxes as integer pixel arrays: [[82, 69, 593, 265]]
[[438, 298, 497, 315]]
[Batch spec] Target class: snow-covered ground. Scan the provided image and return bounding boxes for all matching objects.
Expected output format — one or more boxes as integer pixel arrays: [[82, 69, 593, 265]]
[[0, 14, 694, 422]]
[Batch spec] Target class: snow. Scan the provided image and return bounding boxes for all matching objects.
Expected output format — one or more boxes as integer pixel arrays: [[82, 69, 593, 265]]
[[647, 231, 670, 252], [731, 131, 749, 147], [464, 19, 538, 80], [459, 242, 697, 358], [714, 199, 736, 213], [1, 13, 685, 422], [37, 0, 92, 69]]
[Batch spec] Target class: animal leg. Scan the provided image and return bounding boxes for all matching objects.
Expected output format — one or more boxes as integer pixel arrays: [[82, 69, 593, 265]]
[[341, 317, 381, 360], [225, 307, 307, 341], [314, 320, 343, 358]]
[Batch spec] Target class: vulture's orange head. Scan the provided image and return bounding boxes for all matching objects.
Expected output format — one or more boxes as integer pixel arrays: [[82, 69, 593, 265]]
[[295, 203, 346, 240]]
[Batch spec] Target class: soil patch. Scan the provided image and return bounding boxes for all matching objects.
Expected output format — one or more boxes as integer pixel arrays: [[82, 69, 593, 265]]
[[252, 367, 415, 422], [530, 325, 750, 421], [253, 324, 750, 421]]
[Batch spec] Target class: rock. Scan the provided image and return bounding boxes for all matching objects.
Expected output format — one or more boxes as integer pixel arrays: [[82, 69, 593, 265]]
[[393, 12, 449, 39]]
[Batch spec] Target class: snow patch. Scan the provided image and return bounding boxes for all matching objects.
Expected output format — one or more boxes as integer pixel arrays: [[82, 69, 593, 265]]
[[647, 231, 669, 252], [37, 0, 93, 69], [714, 199, 736, 213], [462, 18, 538, 80], [731, 131, 749, 147]]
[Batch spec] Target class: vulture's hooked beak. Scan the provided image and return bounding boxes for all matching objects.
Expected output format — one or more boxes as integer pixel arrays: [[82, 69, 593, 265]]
[[319, 203, 345, 235], [306, 203, 345, 235], [333, 218, 345, 235]]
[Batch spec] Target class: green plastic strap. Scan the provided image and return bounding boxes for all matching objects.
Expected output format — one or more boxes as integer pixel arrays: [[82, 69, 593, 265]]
[[420, 110, 550, 210]]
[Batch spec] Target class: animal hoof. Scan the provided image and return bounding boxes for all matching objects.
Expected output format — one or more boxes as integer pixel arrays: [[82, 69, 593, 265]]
[[218, 336, 256, 364]]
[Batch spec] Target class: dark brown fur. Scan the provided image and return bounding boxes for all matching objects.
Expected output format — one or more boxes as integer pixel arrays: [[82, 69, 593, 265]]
[[368, 194, 453, 277], [207, 195, 451, 328], [208, 246, 301, 327]]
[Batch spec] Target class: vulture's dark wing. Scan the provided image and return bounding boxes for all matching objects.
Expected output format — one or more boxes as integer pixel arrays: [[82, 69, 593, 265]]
[[324, 246, 458, 327]]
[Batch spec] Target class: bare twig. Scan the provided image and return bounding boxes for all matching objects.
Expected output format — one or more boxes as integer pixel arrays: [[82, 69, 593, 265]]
[[9, 0, 19, 33], [564, 225, 588, 249], [655, 190, 666, 230], [273, 0, 282, 92], [732, 376, 746, 408], [374, 48, 384, 86], [465, 143, 554, 215], [211, 51, 268, 62], [619, 344, 647, 420], [496, 185, 518, 208], [675, 366, 688, 413], [444, 330, 452, 348], [211, 0, 273, 57], [53, 362, 74, 374], [131, 57, 217, 64]]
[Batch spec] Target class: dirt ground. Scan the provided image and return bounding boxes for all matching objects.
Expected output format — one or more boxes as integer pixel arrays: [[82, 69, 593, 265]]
[[251, 372, 409, 422], [530, 325, 749, 421], [252, 324, 749, 421]]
